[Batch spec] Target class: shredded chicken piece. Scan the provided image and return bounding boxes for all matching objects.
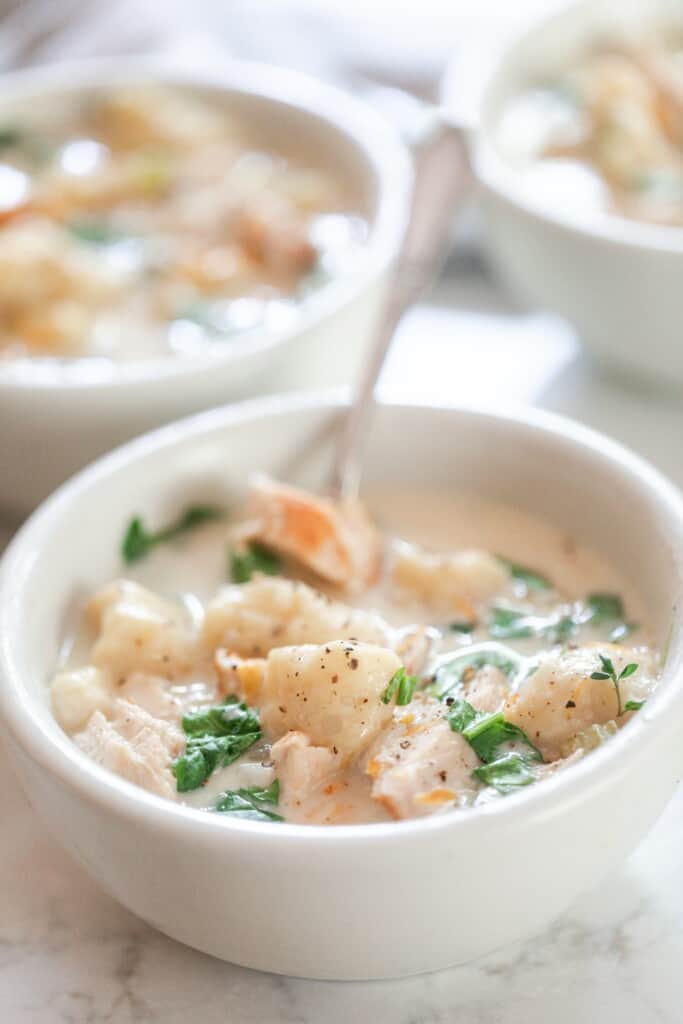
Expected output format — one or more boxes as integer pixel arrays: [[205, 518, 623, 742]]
[[244, 474, 382, 589], [390, 540, 508, 619], [365, 695, 480, 819], [271, 731, 341, 813], [74, 699, 183, 799]]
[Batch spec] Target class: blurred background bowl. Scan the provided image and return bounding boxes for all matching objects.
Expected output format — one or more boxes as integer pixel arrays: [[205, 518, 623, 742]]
[[0, 56, 411, 518], [442, 0, 683, 391]]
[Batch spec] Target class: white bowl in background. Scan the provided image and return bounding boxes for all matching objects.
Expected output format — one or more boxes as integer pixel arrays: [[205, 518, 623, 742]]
[[0, 58, 411, 517], [1, 393, 683, 980], [442, 0, 683, 390]]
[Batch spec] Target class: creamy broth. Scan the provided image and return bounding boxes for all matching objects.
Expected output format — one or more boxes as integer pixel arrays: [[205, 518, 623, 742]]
[[497, 28, 683, 227], [51, 482, 660, 826], [0, 86, 367, 363]]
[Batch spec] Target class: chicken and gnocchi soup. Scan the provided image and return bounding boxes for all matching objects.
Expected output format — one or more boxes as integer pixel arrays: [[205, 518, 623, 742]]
[[497, 26, 683, 226], [0, 85, 367, 361], [50, 477, 660, 825]]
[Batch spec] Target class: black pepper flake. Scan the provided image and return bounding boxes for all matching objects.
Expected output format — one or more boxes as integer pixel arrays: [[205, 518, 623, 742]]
[[399, 739, 410, 750], [350, 658, 359, 670], [445, 696, 455, 706], [439, 770, 447, 782], [565, 699, 576, 708]]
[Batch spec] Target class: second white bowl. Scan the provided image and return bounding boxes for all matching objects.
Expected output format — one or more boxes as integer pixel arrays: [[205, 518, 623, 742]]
[[0, 58, 410, 517]]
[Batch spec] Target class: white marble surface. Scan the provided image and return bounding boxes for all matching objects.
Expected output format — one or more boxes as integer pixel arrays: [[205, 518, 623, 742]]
[[4, 271, 683, 1019]]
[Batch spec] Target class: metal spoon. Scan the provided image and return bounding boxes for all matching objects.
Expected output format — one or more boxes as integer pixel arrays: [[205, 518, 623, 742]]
[[327, 116, 472, 501]]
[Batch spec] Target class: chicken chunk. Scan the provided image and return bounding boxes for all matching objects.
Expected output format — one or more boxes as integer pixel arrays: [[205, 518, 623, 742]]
[[51, 665, 113, 734], [74, 699, 183, 799], [464, 665, 510, 714], [244, 474, 382, 589], [259, 640, 400, 761], [88, 580, 196, 684], [390, 541, 508, 620], [504, 644, 638, 761], [365, 695, 481, 819], [271, 731, 341, 811], [202, 576, 393, 658]]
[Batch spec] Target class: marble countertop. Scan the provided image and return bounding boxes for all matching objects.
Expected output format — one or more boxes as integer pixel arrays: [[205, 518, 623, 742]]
[[4, 270, 683, 1020]]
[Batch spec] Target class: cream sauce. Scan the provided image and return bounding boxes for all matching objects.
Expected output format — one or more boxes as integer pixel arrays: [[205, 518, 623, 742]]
[[55, 488, 660, 825]]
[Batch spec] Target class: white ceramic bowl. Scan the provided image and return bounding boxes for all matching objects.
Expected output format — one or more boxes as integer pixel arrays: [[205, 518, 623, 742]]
[[442, 0, 683, 390], [1, 393, 683, 980], [0, 58, 411, 517]]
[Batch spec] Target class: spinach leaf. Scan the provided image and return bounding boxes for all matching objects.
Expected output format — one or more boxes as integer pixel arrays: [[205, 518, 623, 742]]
[[173, 697, 261, 792], [472, 752, 539, 793], [488, 606, 575, 644], [381, 667, 418, 706], [68, 218, 127, 245], [214, 779, 283, 822], [447, 697, 543, 796], [230, 542, 281, 583], [122, 504, 224, 564], [498, 556, 550, 592], [585, 592, 624, 624], [429, 644, 522, 701], [458, 708, 543, 765], [0, 125, 22, 151]]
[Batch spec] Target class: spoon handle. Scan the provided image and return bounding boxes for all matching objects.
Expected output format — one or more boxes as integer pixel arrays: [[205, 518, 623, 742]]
[[328, 119, 472, 501]]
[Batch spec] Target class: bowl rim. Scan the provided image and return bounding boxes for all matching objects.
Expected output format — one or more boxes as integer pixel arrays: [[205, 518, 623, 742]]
[[0, 55, 412, 392], [447, 0, 683, 257], [2, 392, 683, 845]]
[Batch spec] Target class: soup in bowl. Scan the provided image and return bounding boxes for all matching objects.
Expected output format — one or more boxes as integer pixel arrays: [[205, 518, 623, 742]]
[[1, 396, 682, 978], [0, 83, 367, 363]]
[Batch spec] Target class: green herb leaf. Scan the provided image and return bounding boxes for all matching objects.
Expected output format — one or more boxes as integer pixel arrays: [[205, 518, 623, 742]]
[[585, 593, 624, 624], [429, 644, 522, 702], [472, 752, 539, 793], [624, 699, 645, 712], [447, 697, 543, 795], [488, 605, 576, 644], [448, 621, 475, 633], [68, 218, 127, 245], [182, 696, 261, 739], [173, 697, 261, 792], [498, 556, 550, 592], [590, 655, 639, 717], [619, 662, 639, 679], [584, 592, 637, 641], [381, 667, 418, 706], [214, 779, 283, 822], [608, 621, 638, 642], [444, 697, 479, 733], [229, 541, 281, 583], [488, 606, 535, 640], [121, 504, 224, 564], [461, 710, 543, 765], [0, 125, 22, 151]]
